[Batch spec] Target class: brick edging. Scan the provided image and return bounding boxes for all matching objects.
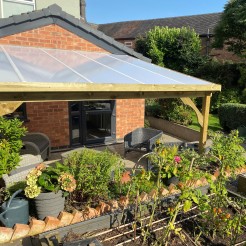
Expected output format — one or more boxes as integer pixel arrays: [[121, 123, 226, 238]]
[[0, 166, 245, 244]]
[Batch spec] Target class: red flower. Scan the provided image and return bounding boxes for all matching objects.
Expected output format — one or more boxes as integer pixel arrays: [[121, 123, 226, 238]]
[[174, 156, 181, 163]]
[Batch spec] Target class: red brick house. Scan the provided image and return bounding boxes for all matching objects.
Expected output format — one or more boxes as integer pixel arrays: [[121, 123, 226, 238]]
[[0, 4, 221, 153], [97, 13, 222, 54], [0, 4, 148, 149], [97, 13, 241, 61]]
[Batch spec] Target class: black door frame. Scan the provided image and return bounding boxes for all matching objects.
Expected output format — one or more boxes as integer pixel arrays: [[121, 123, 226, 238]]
[[69, 100, 116, 146]]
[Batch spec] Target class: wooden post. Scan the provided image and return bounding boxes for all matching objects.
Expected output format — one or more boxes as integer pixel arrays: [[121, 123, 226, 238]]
[[199, 94, 211, 153]]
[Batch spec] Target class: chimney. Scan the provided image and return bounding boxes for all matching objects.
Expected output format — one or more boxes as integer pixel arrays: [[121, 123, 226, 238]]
[[80, 0, 86, 22]]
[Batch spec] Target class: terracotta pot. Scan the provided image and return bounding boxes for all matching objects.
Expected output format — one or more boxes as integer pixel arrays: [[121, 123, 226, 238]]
[[34, 190, 65, 220]]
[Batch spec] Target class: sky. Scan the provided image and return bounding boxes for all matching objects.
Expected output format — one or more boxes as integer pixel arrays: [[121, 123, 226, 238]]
[[86, 0, 228, 24]]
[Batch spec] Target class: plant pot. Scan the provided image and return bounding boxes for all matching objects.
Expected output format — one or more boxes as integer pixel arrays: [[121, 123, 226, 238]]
[[34, 190, 65, 220], [164, 176, 179, 186]]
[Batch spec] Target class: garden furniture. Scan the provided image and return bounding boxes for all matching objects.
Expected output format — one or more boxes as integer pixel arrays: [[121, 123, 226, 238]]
[[2, 154, 42, 187], [124, 127, 163, 170], [20, 132, 51, 160]]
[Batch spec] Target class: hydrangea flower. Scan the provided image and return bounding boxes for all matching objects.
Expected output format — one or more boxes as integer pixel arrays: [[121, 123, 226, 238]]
[[24, 162, 76, 198]]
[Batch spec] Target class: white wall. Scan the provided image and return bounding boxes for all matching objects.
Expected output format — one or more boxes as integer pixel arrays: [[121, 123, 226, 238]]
[[36, 0, 80, 19]]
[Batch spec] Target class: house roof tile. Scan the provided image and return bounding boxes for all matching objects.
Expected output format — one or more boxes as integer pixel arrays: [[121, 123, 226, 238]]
[[98, 13, 222, 39], [0, 4, 150, 62]]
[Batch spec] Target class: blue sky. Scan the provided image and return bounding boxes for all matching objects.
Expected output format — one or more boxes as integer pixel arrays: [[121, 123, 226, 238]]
[[86, 0, 228, 24]]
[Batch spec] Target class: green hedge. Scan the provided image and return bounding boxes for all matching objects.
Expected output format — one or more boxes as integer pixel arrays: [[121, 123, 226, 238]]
[[218, 103, 246, 131]]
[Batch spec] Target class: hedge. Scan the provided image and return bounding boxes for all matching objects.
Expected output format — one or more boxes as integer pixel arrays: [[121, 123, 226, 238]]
[[218, 103, 246, 131]]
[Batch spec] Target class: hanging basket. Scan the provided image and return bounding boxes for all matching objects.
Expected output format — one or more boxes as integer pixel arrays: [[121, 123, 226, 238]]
[[34, 190, 65, 220]]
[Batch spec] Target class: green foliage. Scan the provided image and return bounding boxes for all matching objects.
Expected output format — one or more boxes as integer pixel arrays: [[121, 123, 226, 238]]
[[242, 88, 246, 103], [145, 98, 193, 126], [197, 130, 246, 243], [148, 144, 181, 180], [188, 112, 222, 132], [194, 60, 245, 113], [194, 60, 242, 88], [144, 119, 150, 128], [213, 0, 246, 57], [211, 89, 242, 113], [218, 103, 246, 130], [24, 162, 76, 198], [238, 65, 246, 88], [210, 130, 245, 170], [136, 26, 204, 74], [158, 99, 193, 126], [145, 104, 162, 118], [0, 117, 27, 178], [63, 148, 123, 200]]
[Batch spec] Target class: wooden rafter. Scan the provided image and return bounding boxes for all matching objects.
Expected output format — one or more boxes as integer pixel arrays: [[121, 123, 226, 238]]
[[180, 97, 203, 126], [0, 102, 22, 117]]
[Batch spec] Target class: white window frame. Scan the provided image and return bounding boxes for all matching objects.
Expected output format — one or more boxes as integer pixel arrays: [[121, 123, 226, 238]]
[[124, 41, 133, 48], [1, 0, 36, 18]]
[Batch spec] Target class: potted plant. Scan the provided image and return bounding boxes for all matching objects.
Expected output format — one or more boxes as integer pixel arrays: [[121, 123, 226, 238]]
[[24, 162, 76, 220], [148, 144, 182, 185]]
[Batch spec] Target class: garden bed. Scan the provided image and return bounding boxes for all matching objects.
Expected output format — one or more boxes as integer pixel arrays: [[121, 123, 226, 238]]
[[32, 184, 210, 245], [0, 129, 245, 246]]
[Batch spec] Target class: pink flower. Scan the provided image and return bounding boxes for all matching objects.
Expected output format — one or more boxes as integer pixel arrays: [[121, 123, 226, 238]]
[[174, 156, 181, 163]]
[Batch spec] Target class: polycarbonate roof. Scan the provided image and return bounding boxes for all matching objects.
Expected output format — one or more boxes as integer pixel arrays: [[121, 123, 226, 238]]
[[1, 45, 216, 86]]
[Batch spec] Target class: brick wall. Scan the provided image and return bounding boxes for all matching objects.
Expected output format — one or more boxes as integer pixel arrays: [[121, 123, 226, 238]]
[[0, 24, 145, 147], [0, 24, 108, 148], [116, 99, 145, 139], [24, 102, 69, 148], [0, 24, 107, 52]]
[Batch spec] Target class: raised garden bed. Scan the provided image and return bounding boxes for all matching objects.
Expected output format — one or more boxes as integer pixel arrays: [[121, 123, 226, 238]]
[[1, 130, 245, 246]]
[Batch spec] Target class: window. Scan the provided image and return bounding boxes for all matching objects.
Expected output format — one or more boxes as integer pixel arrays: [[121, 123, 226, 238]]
[[124, 41, 133, 48], [4, 103, 28, 121], [1, 0, 35, 18]]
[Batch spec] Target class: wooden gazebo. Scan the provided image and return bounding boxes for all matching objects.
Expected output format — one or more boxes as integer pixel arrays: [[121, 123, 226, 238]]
[[0, 45, 221, 152]]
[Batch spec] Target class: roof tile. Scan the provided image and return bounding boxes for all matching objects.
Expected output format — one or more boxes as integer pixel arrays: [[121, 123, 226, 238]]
[[98, 13, 222, 39], [0, 4, 150, 62]]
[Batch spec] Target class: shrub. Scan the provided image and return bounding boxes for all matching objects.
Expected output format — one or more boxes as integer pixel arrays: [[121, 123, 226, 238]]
[[136, 26, 204, 74], [194, 60, 242, 88], [194, 61, 245, 113], [209, 130, 245, 170], [145, 104, 162, 117], [63, 148, 123, 200], [218, 103, 246, 131], [158, 99, 193, 126], [0, 117, 27, 178], [212, 89, 242, 113]]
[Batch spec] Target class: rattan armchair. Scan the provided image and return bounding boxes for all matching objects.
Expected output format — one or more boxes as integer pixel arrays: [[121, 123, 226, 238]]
[[124, 127, 163, 169], [2, 154, 43, 187], [20, 132, 51, 161]]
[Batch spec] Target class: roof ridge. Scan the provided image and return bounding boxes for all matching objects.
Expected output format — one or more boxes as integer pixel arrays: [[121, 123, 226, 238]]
[[99, 12, 222, 26], [0, 4, 150, 62]]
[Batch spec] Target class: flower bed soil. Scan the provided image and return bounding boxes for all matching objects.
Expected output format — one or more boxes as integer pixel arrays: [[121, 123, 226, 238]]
[[62, 206, 246, 246]]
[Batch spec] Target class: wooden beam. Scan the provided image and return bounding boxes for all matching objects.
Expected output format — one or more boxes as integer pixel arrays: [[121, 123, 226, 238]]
[[0, 91, 213, 102], [0, 102, 22, 117], [180, 97, 203, 126], [199, 94, 211, 153], [0, 82, 222, 93]]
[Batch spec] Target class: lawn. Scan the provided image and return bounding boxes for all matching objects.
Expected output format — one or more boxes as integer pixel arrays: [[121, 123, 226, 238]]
[[188, 112, 223, 132]]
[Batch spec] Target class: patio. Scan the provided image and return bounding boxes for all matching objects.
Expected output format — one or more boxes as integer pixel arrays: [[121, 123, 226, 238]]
[[48, 132, 186, 169]]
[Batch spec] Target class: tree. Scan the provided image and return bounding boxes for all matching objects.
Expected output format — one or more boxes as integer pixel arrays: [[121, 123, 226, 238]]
[[135, 26, 204, 74], [214, 0, 246, 57]]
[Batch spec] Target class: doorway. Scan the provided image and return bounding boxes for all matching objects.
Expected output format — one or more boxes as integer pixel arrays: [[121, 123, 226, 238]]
[[69, 100, 116, 146]]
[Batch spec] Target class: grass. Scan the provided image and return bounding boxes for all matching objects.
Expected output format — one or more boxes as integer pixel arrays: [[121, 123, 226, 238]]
[[188, 112, 223, 132]]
